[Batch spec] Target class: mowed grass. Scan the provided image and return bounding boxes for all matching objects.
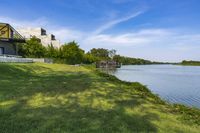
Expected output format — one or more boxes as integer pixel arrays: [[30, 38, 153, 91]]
[[0, 63, 199, 133]]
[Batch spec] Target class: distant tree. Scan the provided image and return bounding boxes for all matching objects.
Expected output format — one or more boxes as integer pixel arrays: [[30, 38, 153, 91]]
[[113, 55, 152, 65], [109, 49, 116, 59], [89, 48, 110, 60], [181, 60, 200, 65], [18, 36, 46, 58], [113, 54, 121, 62]]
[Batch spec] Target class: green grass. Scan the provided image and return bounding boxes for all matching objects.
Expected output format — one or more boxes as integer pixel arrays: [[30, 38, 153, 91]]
[[0, 63, 200, 133]]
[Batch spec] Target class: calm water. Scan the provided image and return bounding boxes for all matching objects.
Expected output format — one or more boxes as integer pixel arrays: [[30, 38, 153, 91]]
[[111, 65, 200, 108]]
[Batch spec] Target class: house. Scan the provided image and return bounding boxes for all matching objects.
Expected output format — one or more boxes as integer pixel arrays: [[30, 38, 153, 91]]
[[18, 27, 61, 48], [0, 23, 25, 55]]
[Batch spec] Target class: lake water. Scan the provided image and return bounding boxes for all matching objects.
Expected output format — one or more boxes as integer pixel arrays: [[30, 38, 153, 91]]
[[111, 65, 200, 108]]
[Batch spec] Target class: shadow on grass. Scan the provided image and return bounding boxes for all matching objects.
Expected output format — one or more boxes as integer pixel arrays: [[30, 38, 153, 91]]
[[0, 64, 159, 132], [0, 99, 158, 133], [0, 64, 93, 98]]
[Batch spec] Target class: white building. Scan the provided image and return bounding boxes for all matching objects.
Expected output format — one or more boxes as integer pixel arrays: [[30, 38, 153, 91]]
[[18, 27, 61, 48]]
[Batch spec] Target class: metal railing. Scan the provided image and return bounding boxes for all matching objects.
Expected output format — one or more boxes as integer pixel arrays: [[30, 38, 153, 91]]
[[0, 55, 53, 63], [0, 57, 33, 63], [0, 54, 22, 58]]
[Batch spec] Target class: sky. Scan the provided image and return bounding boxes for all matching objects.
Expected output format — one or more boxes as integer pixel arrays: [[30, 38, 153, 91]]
[[0, 0, 200, 62]]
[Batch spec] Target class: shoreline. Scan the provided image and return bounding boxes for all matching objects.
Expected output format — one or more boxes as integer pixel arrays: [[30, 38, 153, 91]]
[[85, 65, 200, 125], [107, 64, 200, 108]]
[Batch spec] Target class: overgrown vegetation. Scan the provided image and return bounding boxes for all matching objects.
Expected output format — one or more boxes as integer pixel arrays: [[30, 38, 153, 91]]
[[18, 37, 47, 58], [18, 37, 85, 64], [0, 63, 199, 132]]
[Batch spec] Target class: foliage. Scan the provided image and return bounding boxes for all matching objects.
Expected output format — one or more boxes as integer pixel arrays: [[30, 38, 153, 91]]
[[18, 37, 165, 65], [18, 36, 46, 58], [59, 41, 85, 64], [46, 44, 59, 58], [88, 48, 110, 61], [181, 60, 200, 66], [83, 53, 97, 64], [18, 38, 85, 64], [113, 55, 152, 65]]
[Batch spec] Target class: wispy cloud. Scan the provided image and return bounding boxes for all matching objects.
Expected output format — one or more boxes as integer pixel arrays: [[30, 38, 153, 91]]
[[93, 11, 144, 35], [85, 29, 172, 47], [49, 28, 85, 43]]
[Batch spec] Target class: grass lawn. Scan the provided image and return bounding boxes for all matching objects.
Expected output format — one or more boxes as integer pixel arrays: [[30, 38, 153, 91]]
[[0, 63, 200, 133]]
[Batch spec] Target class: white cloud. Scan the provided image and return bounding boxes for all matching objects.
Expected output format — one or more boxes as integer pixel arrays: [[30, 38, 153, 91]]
[[49, 28, 85, 43], [93, 11, 144, 35], [84, 29, 173, 47]]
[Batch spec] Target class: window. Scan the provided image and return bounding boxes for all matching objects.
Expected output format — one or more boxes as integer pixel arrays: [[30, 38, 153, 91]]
[[41, 28, 47, 35], [51, 35, 55, 40]]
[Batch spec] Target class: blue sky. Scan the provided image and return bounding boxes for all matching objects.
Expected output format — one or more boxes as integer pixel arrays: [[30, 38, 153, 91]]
[[1, 0, 200, 62]]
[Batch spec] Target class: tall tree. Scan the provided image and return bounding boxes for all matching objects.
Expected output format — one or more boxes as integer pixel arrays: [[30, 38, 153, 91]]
[[60, 41, 84, 64]]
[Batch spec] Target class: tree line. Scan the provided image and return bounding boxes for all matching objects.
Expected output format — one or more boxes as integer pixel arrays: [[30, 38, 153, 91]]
[[18, 36, 154, 65], [181, 60, 200, 66]]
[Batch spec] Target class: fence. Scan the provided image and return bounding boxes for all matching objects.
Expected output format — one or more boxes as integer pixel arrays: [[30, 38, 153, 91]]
[[0, 54, 53, 63], [0, 56, 33, 63]]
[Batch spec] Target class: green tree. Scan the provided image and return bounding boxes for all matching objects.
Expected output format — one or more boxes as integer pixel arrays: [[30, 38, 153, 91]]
[[60, 41, 84, 64], [46, 44, 59, 58], [113, 55, 152, 65], [83, 53, 97, 64], [18, 36, 46, 58], [88, 48, 110, 60]]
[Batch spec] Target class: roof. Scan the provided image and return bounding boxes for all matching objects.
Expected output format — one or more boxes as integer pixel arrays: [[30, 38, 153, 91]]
[[0, 22, 25, 43]]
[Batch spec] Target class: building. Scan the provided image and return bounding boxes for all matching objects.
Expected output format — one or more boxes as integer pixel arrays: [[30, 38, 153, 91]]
[[18, 27, 61, 48], [0, 23, 25, 55]]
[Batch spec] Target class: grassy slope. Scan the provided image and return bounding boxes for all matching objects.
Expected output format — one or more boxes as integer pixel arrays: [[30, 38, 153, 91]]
[[0, 63, 199, 133]]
